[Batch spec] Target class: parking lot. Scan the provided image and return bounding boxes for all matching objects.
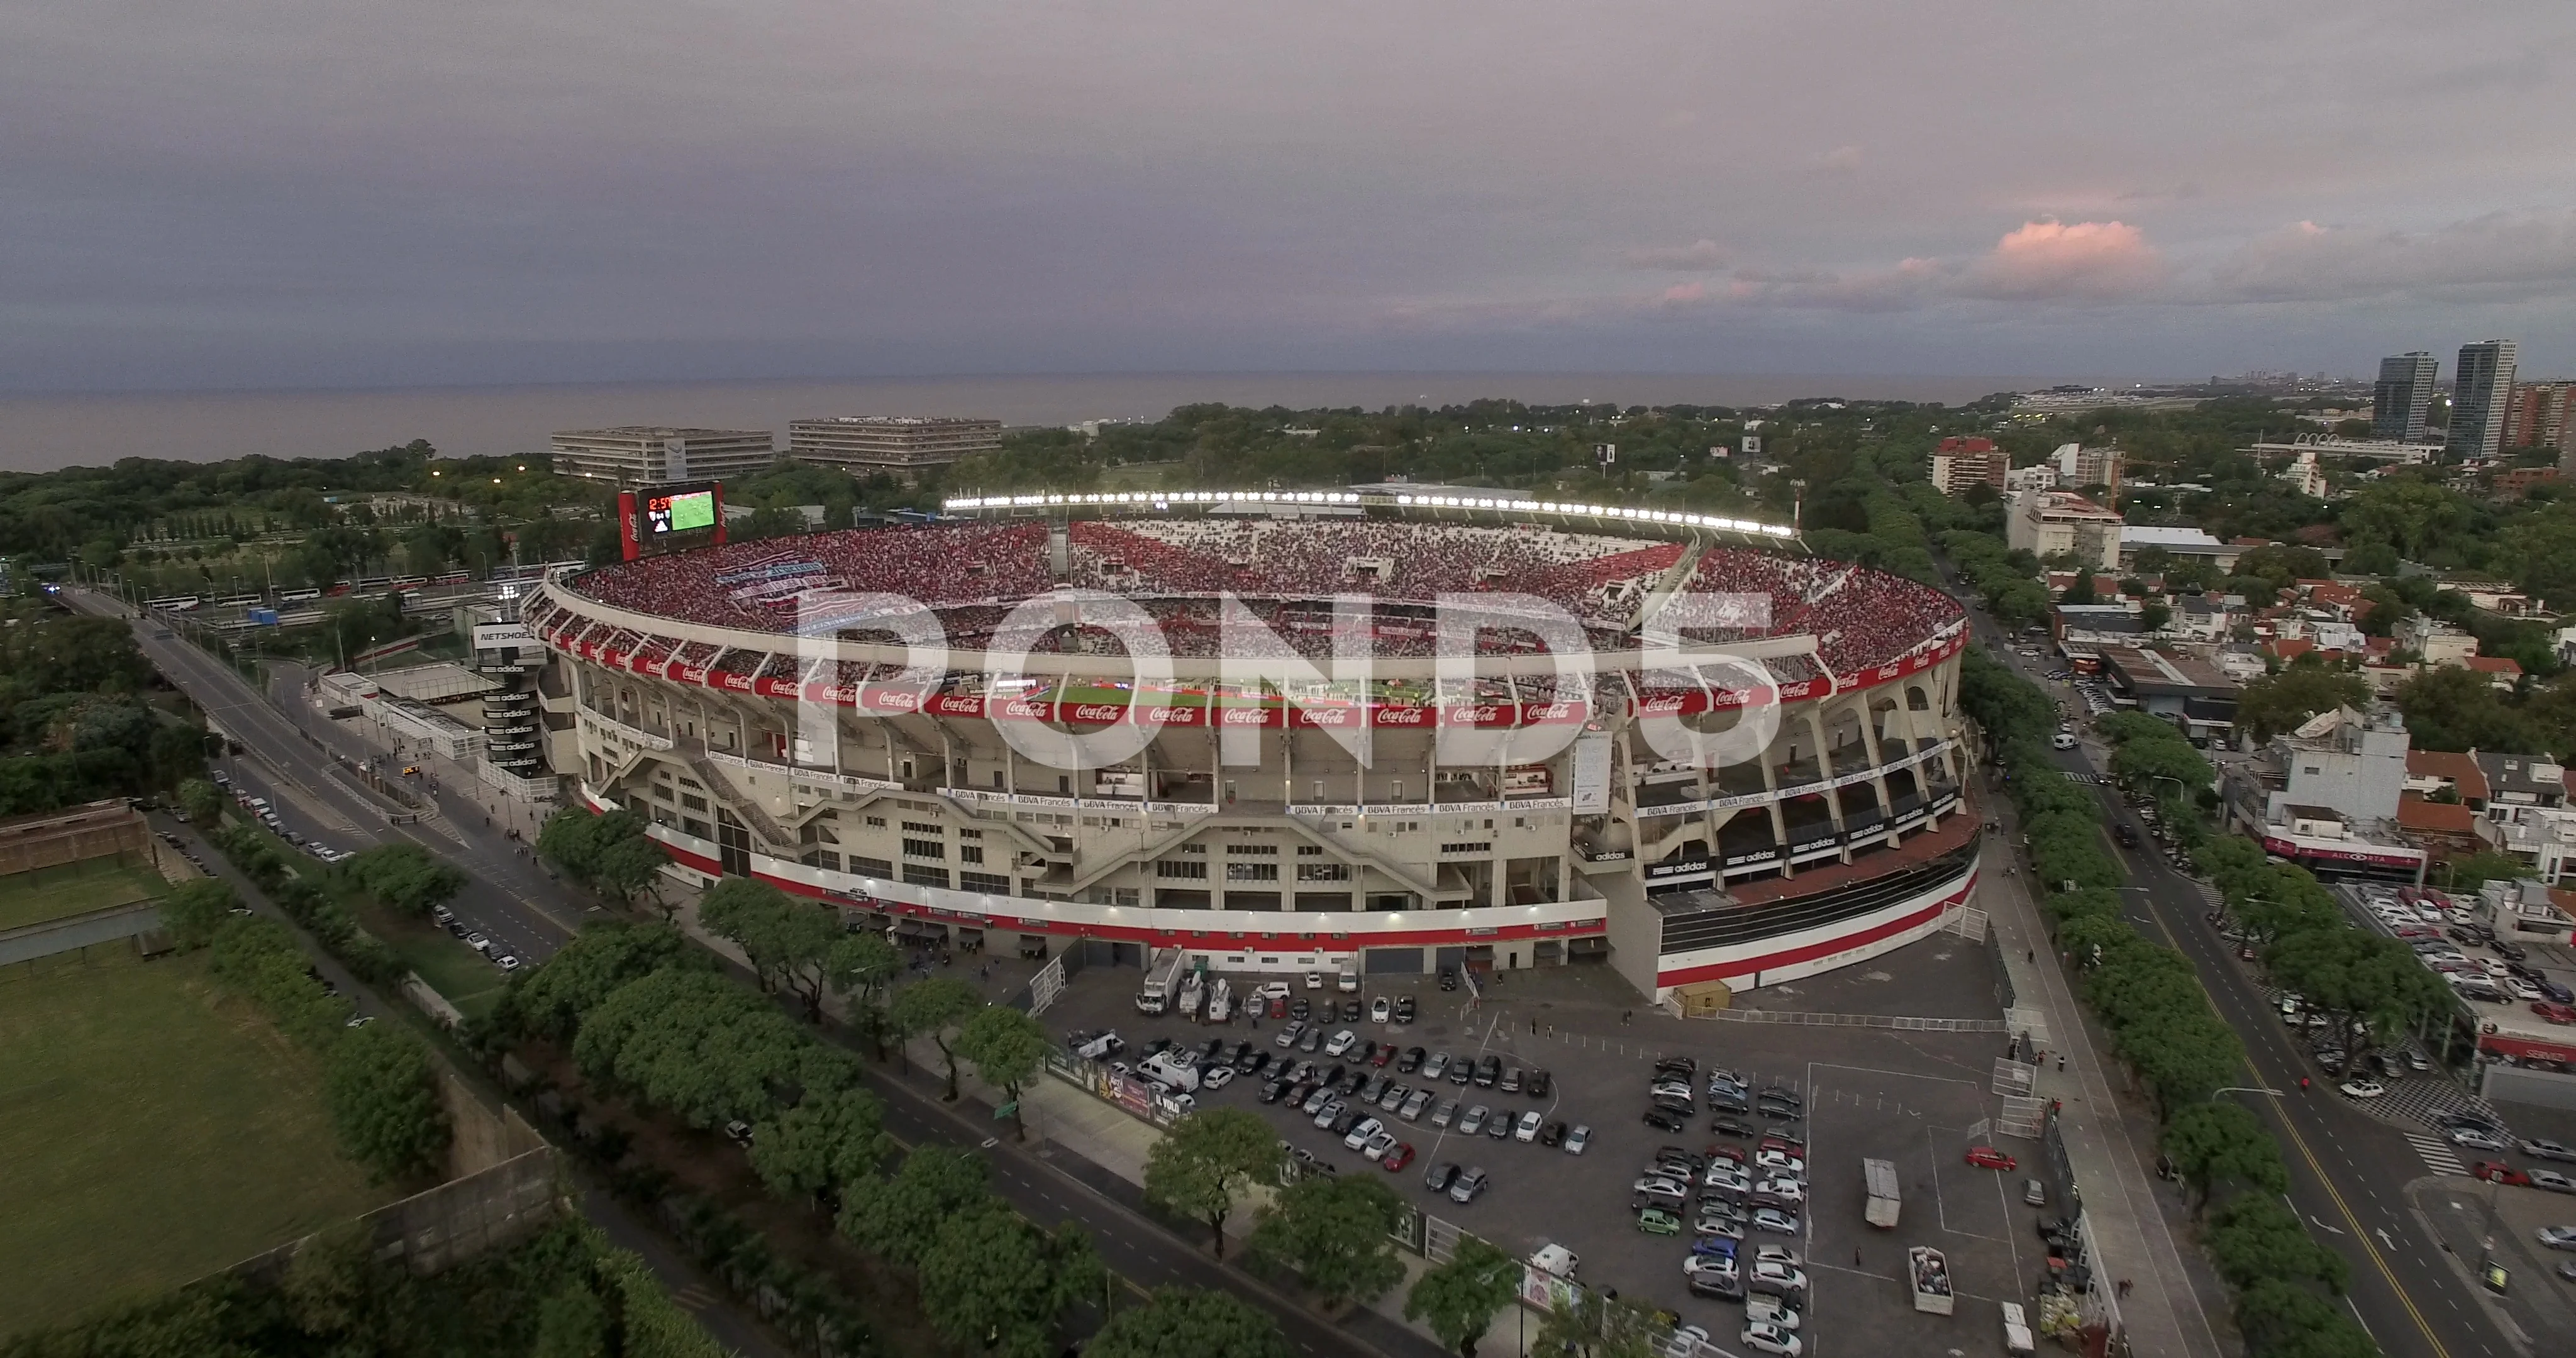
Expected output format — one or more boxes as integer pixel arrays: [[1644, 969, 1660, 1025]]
[[1040, 939, 2051, 1356]]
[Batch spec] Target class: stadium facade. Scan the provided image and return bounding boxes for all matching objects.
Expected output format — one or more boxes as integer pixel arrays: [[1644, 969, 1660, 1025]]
[[526, 494, 1980, 1002]]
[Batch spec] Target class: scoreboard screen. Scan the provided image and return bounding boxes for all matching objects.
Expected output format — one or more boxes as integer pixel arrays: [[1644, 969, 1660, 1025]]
[[648, 487, 718, 535], [620, 479, 726, 560]]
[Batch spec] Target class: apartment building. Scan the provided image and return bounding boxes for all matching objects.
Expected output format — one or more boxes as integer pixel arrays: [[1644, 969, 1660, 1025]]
[[1928, 437, 2011, 498], [2006, 490, 2124, 570]]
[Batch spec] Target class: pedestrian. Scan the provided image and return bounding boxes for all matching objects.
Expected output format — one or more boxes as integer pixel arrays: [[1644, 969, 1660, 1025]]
[[1621, 1009, 1632, 1025], [1854, 1247, 1862, 1267], [2057, 1055, 2066, 1073], [2027, 948, 2035, 963], [2116, 1279, 2131, 1300], [1530, 1018, 1538, 1035]]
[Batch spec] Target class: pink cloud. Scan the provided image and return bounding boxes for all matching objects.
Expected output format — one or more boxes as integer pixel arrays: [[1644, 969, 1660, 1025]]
[[1963, 219, 2162, 299], [1624, 238, 1729, 270]]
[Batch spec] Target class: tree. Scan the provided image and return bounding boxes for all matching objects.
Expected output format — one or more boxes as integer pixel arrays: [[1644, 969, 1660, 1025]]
[[1087, 1286, 1291, 1358], [161, 878, 238, 951], [323, 1022, 452, 1183], [338, 843, 466, 917], [2160, 1101, 2287, 1209], [1531, 1289, 1660, 1358], [1405, 1236, 1521, 1356], [889, 977, 980, 1098], [1248, 1173, 1409, 1311], [696, 876, 843, 1018], [504, 920, 699, 1041], [530, 1283, 610, 1358], [2235, 667, 2370, 743], [748, 1088, 888, 1207], [2206, 1193, 2348, 1294], [571, 968, 814, 1128], [1144, 1108, 1287, 1258], [176, 776, 227, 827], [957, 1005, 1052, 1140], [915, 1203, 1102, 1358], [839, 1146, 992, 1268], [2443, 849, 2532, 893], [2235, 1279, 2376, 1358], [2061, 570, 2096, 605], [825, 931, 902, 1056], [537, 807, 670, 909]]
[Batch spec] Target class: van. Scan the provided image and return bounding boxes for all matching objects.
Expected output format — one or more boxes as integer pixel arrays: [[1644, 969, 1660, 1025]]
[[1529, 1244, 1579, 1278]]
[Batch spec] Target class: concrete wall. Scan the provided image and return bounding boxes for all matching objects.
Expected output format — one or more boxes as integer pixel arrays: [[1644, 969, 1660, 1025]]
[[2480, 1063, 2576, 1113]]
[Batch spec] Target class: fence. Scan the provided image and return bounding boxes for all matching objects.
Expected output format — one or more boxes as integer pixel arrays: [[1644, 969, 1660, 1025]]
[[0, 902, 165, 968], [1043, 1051, 1190, 1129]]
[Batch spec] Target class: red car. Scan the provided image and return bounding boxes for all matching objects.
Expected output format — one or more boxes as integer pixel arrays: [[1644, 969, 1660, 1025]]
[[1965, 1146, 2018, 1171], [2472, 1162, 2529, 1186], [2531, 1002, 2576, 1025], [1381, 1142, 1416, 1172], [1370, 1044, 1397, 1068]]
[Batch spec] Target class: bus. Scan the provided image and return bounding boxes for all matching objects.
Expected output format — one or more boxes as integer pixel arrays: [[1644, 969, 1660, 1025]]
[[391, 576, 428, 591], [433, 570, 470, 585], [280, 588, 322, 603], [214, 593, 262, 608], [144, 595, 203, 612]]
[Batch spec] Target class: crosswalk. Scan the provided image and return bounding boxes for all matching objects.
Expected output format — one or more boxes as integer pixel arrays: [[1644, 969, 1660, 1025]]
[[670, 1283, 721, 1312], [2401, 1129, 2470, 1177]]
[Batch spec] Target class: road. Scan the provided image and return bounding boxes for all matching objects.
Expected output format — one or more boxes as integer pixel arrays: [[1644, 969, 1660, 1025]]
[[70, 588, 580, 966], [80, 588, 1449, 1358], [1962, 597, 2520, 1358]]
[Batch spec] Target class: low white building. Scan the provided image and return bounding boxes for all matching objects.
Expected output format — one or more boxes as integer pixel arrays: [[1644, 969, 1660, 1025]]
[[2394, 616, 2480, 666], [2007, 490, 2124, 571]]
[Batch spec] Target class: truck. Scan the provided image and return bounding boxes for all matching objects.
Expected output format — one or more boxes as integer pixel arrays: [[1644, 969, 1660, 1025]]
[[1176, 973, 1204, 1022], [1138, 1051, 1201, 1091], [1907, 1246, 1954, 1315], [1999, 1301, 2035, 1355], [1863, 1157, 1901, 1228], [1206, 978, 1234, 1024], [1136, 947, 1186, 1015], [1336, 959, 1360, 993]]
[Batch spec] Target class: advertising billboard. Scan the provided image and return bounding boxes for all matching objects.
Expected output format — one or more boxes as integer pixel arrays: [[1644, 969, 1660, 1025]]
[[619, 479, 727, 560]]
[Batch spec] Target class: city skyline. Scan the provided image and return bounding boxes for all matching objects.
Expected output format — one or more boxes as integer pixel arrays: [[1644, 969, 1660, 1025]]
[[4, 3, 2572, 395]]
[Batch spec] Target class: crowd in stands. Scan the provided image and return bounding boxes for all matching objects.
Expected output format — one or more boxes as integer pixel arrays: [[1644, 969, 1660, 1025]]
[[557, 518, 1958, 677]]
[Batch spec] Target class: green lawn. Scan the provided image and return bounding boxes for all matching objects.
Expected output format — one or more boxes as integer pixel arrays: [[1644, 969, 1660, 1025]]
[[0, 950, 391, 1333], [0, 861, 169, 934]]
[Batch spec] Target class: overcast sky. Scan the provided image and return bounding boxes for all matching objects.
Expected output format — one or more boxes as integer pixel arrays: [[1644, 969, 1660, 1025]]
[[5, 1, 2571, 393]]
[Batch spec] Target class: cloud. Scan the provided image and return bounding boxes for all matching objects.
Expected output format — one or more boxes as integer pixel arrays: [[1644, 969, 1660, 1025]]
[[2204, 209, 2576, 303], [1623, 238, 1729, 270], [1960, 219, 2163, 300], [1816, 145, 1863, 174]]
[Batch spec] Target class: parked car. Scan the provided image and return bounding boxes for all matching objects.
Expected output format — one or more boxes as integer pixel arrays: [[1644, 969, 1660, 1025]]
[[1382, 1142, 1416, 1172], [1644, 1107, 1690, 1133], [2473, 1162, 2531, 1186], [1324, 1029, 1357, 1056], [1638, 1208, 1684, 1236], [2522, 1138, 2576, 1162], [1370, 996, 1392, 1023], [1965, 1146, 2018, 1171], [1562, 1124, 1591, 1156], [2527, 1169, 2576, 1194], [1514, 1110, 1544, 1142], [2339, 1079, 2386, 1100], [1458, 1105, 1490, 1136], [2451, 1126, 2512, 1152], [1421, 1051, 1451, 1081], [1343, 1117, 1384, 1151], [1423, 1161, 1460, 1193], [2535, 1225, 2576, 1251], [1448, 1168, 1489, 1204]]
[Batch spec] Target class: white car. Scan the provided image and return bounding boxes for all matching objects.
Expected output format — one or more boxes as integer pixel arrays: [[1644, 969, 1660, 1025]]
[[1741, 1322, 1803, 1357], [1682, 1254, 1738, 1282], [1365, 1130, 1399, 1161], [1563, 1124, 1591, 1156], [1633, 1175, 1691, 1197], [1755, 1176, 1807, 1204], [2452, 1126, 2512, 1152], [2537, 1225, 2576, 1251], [1343, 1117, 1384, 1151], [1751, 1206, 1801, 1234], [1750, 1260, 1808, 1291], [495, 954, 523, 972], [2338, 1079, 2385, 1100], [1753, 1245, 1803, 1267], [2528, 1169, 2576, 1195], [1514, 1110, 1543, 1142], [2051, 733, 2077, 750], [1753, 1147, 1806, 1174], [1324, 1029, 1358, 1057], [1201, 1066, 1235, 1090], [1370, 996, 1392, 1023]]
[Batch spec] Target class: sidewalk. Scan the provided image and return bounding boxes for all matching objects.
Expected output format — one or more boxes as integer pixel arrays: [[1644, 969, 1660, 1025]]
[[1980, 831, 2225, 1358]]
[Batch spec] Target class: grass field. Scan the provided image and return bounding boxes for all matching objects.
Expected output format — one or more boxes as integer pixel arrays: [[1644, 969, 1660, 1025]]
[[337, 895, 509, 1019], [0, 949, 391, 1333], [0, 861, 169, 934]]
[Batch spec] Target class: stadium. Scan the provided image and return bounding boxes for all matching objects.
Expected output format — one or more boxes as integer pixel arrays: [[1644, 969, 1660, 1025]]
[[526, 490, 1982, 1003]]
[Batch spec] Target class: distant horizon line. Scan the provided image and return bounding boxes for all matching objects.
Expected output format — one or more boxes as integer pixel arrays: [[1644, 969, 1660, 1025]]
[[1, 367, 2177, 404]]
